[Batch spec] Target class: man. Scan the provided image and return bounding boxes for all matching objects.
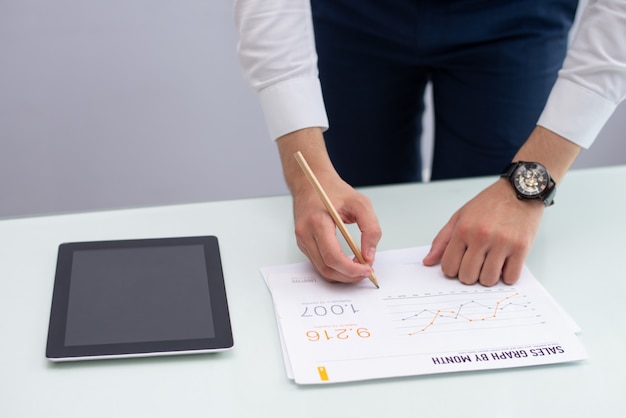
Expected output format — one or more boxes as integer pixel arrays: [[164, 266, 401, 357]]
[[235, 0, 626, 286]]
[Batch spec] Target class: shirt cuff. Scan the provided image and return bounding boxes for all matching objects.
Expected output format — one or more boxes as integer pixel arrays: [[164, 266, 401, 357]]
[[258, 77, 329, 141], [537, 78, 618, 149]]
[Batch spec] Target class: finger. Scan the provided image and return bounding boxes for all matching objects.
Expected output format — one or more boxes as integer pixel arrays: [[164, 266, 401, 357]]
[[500, 252, 526, 285], [423, 215, 456, 266], [297, 236, 364, 284], [481, 228, 530, 285], [296, 215, 372, 283], [439, 237, 466, 279], [477, 249, 506, 287], [433, 213, 468, 278], [295, 240, 335, 283], [457, 246, 487, 285], [315, 227, 373, 282], [335, 193, 381, 266], [357, 209, 382, 266]]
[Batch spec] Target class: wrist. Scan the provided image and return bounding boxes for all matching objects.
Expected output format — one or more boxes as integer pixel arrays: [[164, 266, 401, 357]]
[[513, 126, 581, 184], [500, 161, 556, 207], [276, 127, 340, 195]]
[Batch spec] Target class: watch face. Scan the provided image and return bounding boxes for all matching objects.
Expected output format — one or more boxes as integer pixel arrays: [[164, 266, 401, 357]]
[[512, 163, 550, 197]]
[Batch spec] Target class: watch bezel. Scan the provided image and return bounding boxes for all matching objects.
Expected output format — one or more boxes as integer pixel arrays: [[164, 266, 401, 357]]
[[512, 162, 550, 197], [501, 161, 556, 207]]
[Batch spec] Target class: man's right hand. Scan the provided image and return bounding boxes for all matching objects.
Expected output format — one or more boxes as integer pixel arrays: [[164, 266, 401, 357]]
[[276, 128, 382, 283]]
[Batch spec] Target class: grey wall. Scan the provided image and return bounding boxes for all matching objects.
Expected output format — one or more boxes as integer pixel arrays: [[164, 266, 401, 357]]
[[1, 0, 287, 219], [1, 0, 624, 219]]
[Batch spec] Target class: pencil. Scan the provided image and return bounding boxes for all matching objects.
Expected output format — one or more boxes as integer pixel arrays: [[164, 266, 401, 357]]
[[293, 151, 379, 288]]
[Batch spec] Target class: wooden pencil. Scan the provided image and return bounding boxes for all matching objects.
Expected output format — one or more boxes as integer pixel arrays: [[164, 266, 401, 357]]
[[293, 151, 379, 288]]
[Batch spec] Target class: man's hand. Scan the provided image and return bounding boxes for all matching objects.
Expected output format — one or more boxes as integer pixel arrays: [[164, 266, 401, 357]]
[[424, 126, 581, 285], [423, 179, 544, 285], [292, 174, 381, 282], [277, 128, 382, 283]]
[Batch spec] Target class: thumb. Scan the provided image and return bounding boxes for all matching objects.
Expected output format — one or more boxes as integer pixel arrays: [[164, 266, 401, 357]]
[[423, 219, 454, 266], [359, 217, 382, 266]]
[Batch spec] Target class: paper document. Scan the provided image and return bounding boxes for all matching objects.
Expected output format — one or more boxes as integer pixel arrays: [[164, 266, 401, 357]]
[[261, 247, 586, 384]]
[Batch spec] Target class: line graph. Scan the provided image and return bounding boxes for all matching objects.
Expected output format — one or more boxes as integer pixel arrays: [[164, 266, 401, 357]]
[[383, 288, 542, 336]]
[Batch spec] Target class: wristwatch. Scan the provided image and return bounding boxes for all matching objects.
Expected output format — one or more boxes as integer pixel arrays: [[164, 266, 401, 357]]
[[500, 161, 556, 207]]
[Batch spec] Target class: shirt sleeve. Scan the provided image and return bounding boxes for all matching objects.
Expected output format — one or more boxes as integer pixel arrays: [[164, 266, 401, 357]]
[[538, 0, 626, 148], [234, 0, 328, 141]]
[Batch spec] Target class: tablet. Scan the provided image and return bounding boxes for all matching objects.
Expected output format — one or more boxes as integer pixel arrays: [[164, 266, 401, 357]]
[[46, 236, 233, 361]]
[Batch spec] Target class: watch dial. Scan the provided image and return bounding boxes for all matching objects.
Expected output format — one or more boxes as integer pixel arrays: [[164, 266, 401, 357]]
[[513, 163, 549, 196]]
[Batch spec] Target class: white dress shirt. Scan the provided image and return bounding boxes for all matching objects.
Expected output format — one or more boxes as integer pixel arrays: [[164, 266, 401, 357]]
[[235, 0, 626, 148]]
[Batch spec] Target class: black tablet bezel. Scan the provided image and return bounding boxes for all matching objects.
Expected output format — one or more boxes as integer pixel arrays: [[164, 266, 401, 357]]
[[46, 236, 233, 361]]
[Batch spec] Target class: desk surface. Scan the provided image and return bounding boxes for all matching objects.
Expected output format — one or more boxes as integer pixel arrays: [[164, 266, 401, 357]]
[[1, 166, 625, 417]]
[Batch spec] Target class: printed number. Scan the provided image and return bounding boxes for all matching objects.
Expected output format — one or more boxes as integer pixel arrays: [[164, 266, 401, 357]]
[[305, 328, 371, 342], [301, 304, 359, 317]]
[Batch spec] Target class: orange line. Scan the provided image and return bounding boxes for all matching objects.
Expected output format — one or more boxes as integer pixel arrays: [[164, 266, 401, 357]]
[[407, 292, 520, 336]]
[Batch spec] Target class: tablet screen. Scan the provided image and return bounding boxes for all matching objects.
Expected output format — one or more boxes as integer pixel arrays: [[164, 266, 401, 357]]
[[46, 236, 233, 361]]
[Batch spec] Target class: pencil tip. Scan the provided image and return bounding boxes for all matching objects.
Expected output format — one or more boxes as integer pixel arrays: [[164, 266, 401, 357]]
[[370, 273, 379, 289]]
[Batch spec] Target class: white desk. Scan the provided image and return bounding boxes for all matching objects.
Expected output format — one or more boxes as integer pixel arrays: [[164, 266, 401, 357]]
[[1, 166, 625, 417]]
